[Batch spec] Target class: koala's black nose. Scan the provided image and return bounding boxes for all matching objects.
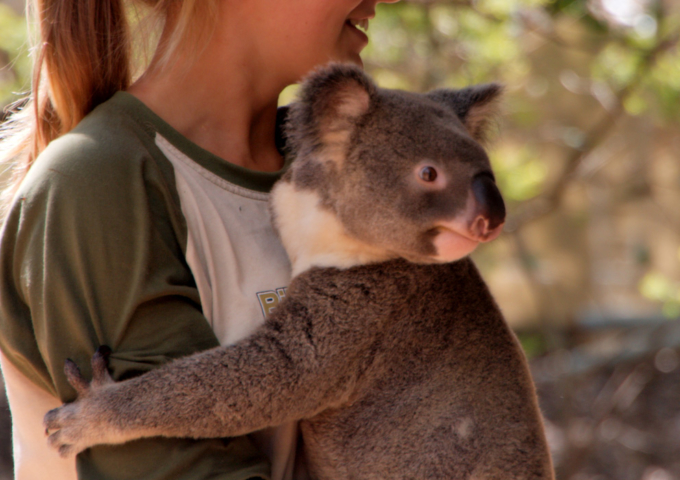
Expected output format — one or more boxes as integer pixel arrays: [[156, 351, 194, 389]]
[[472, 173, 506, 231]]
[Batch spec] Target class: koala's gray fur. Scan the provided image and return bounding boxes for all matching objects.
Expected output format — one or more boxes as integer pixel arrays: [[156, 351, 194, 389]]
[[45, 64, 554, 480]]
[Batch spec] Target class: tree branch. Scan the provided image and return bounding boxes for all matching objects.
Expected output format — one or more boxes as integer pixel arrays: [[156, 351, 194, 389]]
[[506, 32, 680, 232]]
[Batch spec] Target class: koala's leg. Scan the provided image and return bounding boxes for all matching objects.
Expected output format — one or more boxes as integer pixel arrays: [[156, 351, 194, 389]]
[[44, 298, 368, 457]]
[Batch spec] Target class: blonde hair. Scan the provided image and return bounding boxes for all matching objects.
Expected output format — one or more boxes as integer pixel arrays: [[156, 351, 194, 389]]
[[0, 0, 219, 217]]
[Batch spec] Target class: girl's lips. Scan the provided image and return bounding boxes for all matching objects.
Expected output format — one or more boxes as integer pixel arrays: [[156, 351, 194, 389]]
[[345, 20, 369, 45]]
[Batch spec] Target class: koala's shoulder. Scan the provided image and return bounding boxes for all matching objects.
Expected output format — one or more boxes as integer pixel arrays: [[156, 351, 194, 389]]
[[287, 260, 417, 310], [284, 258, 497, 328], [289, 258, 481, 298]]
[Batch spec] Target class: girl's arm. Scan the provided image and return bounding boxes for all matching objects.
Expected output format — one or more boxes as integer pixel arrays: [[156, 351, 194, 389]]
[[0, 118, 270, 479]]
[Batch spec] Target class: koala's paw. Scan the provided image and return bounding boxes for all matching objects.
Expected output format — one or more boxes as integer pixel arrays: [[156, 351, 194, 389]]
[[44, 346, 115, 458]]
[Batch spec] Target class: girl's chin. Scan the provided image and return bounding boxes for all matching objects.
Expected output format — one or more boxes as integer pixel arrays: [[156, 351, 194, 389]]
[[338, 25, 368, 62], [328, 48, 364, 68], [341, 52, 364, 67]]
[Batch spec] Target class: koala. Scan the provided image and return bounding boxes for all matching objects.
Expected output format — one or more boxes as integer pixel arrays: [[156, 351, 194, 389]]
[[44, 64, 555, 480]]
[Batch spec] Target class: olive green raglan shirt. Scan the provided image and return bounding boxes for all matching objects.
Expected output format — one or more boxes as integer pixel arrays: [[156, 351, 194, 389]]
[[0, 92, 292, 480]]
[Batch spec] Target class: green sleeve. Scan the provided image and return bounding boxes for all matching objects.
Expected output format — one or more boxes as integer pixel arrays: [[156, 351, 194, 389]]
[[0, 112, 270, 480]]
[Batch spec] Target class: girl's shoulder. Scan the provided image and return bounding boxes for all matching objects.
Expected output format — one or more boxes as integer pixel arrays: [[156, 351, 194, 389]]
[[12, 92, 182, 225], [23, 92, 171, 193], [7, 93, 186, 255]]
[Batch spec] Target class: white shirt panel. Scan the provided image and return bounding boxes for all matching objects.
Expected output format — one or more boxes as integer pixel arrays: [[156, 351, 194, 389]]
[[156, 135, 296, 480]]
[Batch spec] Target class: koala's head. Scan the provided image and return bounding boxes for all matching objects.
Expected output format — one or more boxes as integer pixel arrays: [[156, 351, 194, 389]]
[[279, 63, 505, 265]]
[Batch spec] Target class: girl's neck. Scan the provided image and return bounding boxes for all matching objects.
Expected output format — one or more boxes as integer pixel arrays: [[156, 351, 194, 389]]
[[127, 16, 287, 173]]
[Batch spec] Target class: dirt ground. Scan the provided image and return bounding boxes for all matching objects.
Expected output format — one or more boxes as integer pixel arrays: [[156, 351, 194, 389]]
[[0, 321, 677, 479], [533, 321, 680, 480]]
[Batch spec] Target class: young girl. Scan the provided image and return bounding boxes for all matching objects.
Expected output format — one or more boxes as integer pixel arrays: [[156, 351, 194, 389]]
[[0, 1, 397, 479]]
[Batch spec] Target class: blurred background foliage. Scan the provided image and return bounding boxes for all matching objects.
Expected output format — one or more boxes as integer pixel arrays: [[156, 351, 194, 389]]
[[0, 1, 27, 117], [1, 0, 680, 479], [361, 0, 680, 340]]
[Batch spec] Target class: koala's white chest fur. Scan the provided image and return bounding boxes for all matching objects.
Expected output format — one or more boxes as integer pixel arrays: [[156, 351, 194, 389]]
[[271, 181, 396, 276]]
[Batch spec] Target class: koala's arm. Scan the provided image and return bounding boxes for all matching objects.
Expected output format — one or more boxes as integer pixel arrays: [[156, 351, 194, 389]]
[[44, 294, 374, 457]]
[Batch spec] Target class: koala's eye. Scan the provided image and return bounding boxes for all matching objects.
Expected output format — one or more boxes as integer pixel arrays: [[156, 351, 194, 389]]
[[419, 166, 438, 182]]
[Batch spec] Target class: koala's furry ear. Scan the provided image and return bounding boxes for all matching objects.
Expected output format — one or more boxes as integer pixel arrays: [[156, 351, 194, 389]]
[[427, 84, 503, 144], [287, 64, 376, 154], [301, 63, 375, 125]]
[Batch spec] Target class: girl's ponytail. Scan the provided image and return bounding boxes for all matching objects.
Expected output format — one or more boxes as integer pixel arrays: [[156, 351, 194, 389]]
[[37, 0, 131, 144]]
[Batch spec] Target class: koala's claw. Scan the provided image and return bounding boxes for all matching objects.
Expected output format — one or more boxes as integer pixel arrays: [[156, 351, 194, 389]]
[[91, 346, 112, 385], [44, 346, 115, 457], [44, 407, 59, 434], [63, 345, 114, 395], [64, 359, 88, 396], [58, 444, 74, 458], [44, 422, 71, 457], [44, 403, 87, 458], [89, 346, 114, 390]]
